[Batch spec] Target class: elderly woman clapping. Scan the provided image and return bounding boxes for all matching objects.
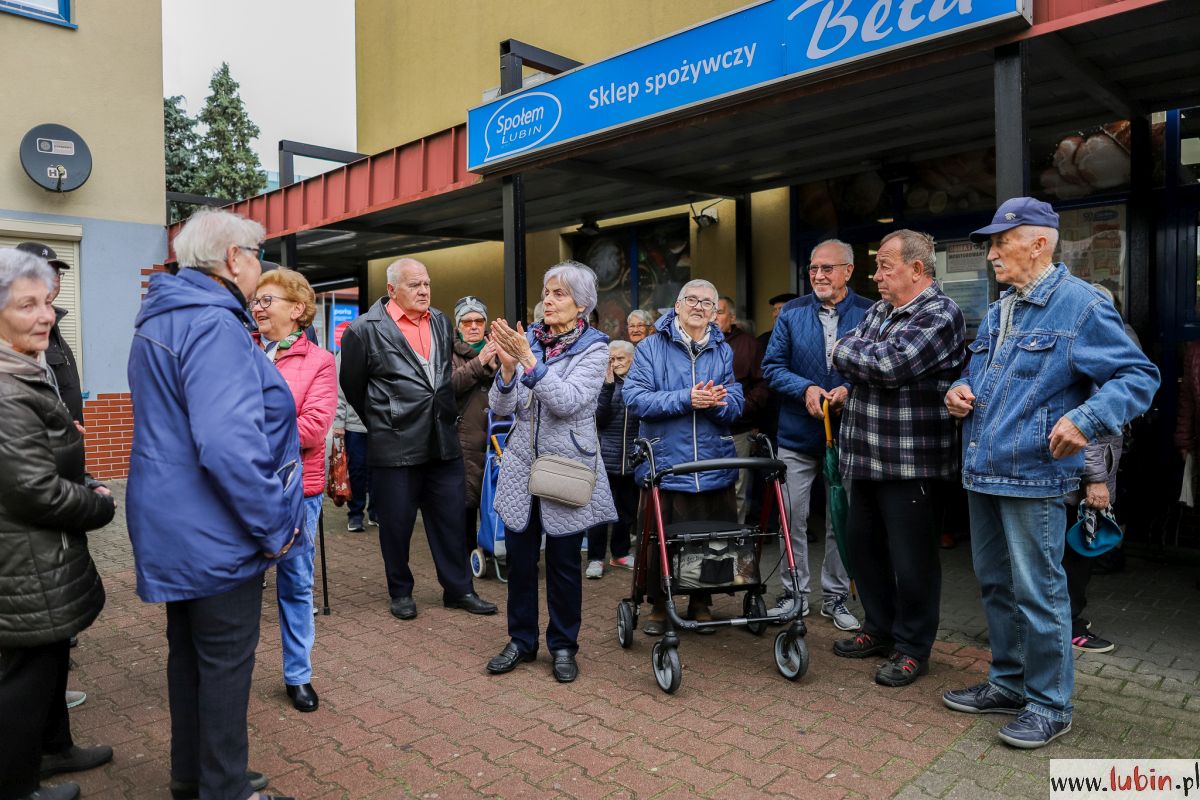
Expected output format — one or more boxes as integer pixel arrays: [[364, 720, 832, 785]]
[[0, 249, 116, 800], [251, 269, 337, 714], [485, 261, 616, 683], [128, 209, 301, 800]]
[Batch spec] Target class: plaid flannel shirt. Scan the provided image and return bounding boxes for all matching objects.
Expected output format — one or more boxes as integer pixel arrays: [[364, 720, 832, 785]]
[[831, 283, 967, 481]]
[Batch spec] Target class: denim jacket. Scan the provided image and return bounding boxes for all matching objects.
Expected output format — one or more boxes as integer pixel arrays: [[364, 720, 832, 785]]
[[954, 264, 1159, 498]]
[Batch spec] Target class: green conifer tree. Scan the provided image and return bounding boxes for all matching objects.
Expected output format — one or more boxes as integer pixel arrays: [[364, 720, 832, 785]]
[[164, 95, 200, 222], [193, 62, 266, 202]]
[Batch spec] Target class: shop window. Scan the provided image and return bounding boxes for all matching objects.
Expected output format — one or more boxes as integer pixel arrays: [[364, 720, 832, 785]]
[[0, 0, 74, 28], [795, 170, 892, 230], [570, 218, 689, 341], [1056, 204, 1127, 311], [902, 147, 997, 220], [1194, 210, 1200, 318], [1036, 121, 1133, 201], [1181, 108, 1200, 185]]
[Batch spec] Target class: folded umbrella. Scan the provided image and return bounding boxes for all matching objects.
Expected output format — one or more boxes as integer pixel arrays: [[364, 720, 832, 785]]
[[823, 398, 853, 580]]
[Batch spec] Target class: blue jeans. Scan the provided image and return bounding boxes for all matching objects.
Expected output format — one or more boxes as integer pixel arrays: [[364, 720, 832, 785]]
[[276, 494, 321, 685], [967, 491, 1073, 723], [344, 430, 374, 524]]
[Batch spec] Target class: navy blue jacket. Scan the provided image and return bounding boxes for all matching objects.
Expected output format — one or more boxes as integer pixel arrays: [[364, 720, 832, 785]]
[[761, 291, 873, 457], [596, 375, 639, 475], [126, 269, 304, 603], [623, 311, 744, 493]]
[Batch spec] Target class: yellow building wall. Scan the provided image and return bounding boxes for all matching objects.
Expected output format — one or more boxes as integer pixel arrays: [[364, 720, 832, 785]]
[[0, 1, 165, 225], [356, 0, 797, 329], [356, 0, 757, 151]]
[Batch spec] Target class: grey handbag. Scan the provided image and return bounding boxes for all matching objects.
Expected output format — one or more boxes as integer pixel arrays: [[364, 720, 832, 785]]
[[526, 393, 596, 508]]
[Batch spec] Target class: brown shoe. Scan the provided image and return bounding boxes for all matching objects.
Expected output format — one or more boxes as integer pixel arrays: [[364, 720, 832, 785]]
[[687, 599, 717, 635], [642, 604, 667, 636]]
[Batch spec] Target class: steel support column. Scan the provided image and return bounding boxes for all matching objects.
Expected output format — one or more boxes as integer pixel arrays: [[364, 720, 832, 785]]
[[497, 41, 582, 324], [500, 48, 528, 325], [1128, 115, 1152, 335], [735, 197, 752, 320], [991, 42, 1029, 300]]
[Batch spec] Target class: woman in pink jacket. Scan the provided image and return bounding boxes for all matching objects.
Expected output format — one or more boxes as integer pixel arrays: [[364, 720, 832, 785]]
[[252, 269, 337, 713]]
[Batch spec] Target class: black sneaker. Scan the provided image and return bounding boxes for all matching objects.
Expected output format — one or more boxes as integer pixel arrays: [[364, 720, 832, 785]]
[[832, 631, 892, 658], [875, 652, 928, 687], [1071, 631, 1115, 653], [942, 682, 1023, 715], [347, 517, 365, 532]]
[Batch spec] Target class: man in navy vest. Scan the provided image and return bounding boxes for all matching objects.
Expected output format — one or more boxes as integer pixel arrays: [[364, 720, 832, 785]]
[[762, 239, 871, 631]]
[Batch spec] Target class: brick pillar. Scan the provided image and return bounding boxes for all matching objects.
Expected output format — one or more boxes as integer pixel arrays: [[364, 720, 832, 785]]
[[82, 395, 133, 480]]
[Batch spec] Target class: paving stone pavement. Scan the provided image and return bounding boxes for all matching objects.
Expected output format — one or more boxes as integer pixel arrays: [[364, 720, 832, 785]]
[[60, 483, 1200, 799]]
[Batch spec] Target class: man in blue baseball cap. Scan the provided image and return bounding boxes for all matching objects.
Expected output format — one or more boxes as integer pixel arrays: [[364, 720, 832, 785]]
[[940, 197, 1159, 748]]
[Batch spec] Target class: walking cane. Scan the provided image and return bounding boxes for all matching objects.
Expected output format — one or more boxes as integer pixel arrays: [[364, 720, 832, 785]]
[[317, 508, 331, 615]]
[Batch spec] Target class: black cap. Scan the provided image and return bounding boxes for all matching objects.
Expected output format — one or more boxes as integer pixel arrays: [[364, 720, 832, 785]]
[[15, 241, 69, 271], [768, 292, 799, 305]]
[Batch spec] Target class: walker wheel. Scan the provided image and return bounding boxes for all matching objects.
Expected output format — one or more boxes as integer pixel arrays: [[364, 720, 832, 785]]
[[774, 630, 809, 681], [469, 548, 486, 579], [617, 601, 635, 648], [744, 592, 767, 636], [652, 640, 682, 694]]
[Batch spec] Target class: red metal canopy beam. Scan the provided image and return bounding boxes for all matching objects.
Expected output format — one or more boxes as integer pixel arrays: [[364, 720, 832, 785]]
[[167, 124, 480, 261]]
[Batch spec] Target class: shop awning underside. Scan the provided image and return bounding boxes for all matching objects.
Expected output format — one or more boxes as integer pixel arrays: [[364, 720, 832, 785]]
[[263, 1, 1200, 286]]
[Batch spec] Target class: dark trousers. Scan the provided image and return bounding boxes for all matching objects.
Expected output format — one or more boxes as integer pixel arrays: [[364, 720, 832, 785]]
[[0, 639, 72, 799], [586, 472, 638, 561], [374, 458, 473, 600], [1062, 503, 1092, 634], [166, 575, 263, 800], [506, 500, 584, 655], [846, 478, 941, 661], [344, 430, 374, 523], [647, 486, 737, 604]]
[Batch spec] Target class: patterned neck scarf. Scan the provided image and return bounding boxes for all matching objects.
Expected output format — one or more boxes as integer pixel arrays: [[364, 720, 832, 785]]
[[531, 317, 587, 361]]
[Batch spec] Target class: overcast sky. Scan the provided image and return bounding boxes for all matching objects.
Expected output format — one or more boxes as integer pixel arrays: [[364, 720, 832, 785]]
[[161, 0, 357, 180]]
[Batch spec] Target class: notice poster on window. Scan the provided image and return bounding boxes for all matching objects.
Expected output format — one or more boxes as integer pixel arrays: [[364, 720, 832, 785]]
[[937, 239, 990, 337], [1057, 204, 1126, 305]]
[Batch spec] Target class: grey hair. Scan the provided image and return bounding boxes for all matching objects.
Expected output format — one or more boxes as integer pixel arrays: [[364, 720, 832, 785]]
[[717, 295, 737, 315], [609, 339, 635, 357], [173, 209, 266, 271], [1023, 225, 1060, 255], [880, 229, 936, 276], [0, 248, 56, 309], [676, 279, 719, 304], [810, 238, 854, 265], [531, 301, 544, 322], [386, 257, 427, 286], [627, 308, 655, 326], [544, 260, 598, 318]]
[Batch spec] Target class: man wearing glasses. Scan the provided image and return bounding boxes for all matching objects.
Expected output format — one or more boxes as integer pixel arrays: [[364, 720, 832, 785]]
[[762, 240, 871, 631]]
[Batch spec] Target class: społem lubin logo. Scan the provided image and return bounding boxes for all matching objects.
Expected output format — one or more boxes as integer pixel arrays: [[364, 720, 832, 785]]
[[484, 92, 562, 163]]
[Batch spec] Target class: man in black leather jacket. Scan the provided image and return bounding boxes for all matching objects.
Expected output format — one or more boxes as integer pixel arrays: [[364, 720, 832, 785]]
[[340, 258, 496, 621]]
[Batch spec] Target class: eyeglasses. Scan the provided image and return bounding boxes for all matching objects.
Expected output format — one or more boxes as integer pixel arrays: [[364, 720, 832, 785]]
[[808, 263, 850, 275], [681, 295, 716, 311], [249, 294, 275, 309], [237, 244, 265, 259]]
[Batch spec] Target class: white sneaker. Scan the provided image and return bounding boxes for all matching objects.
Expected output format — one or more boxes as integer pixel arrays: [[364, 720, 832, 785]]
[[766, 594, 808, 622], [65, 690, 87, 709], [585, 560, 604, 579], [821, 596, 862, 631]]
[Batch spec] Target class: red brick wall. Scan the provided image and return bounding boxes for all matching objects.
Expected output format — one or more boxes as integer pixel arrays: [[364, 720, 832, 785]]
[[79, 264, 168, 480], [84, 393, 134, 480]]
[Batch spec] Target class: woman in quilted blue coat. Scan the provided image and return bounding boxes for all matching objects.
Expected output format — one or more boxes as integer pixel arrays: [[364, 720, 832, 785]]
[[484, 261, 616, 683], [622, 279, 744, 635]]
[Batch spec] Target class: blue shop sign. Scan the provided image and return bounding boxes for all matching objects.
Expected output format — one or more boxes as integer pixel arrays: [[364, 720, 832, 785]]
[[467, 0, 1030, 172]]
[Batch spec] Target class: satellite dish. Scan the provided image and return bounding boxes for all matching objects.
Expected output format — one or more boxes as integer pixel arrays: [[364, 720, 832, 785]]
[[20, 124, 92, 192]]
